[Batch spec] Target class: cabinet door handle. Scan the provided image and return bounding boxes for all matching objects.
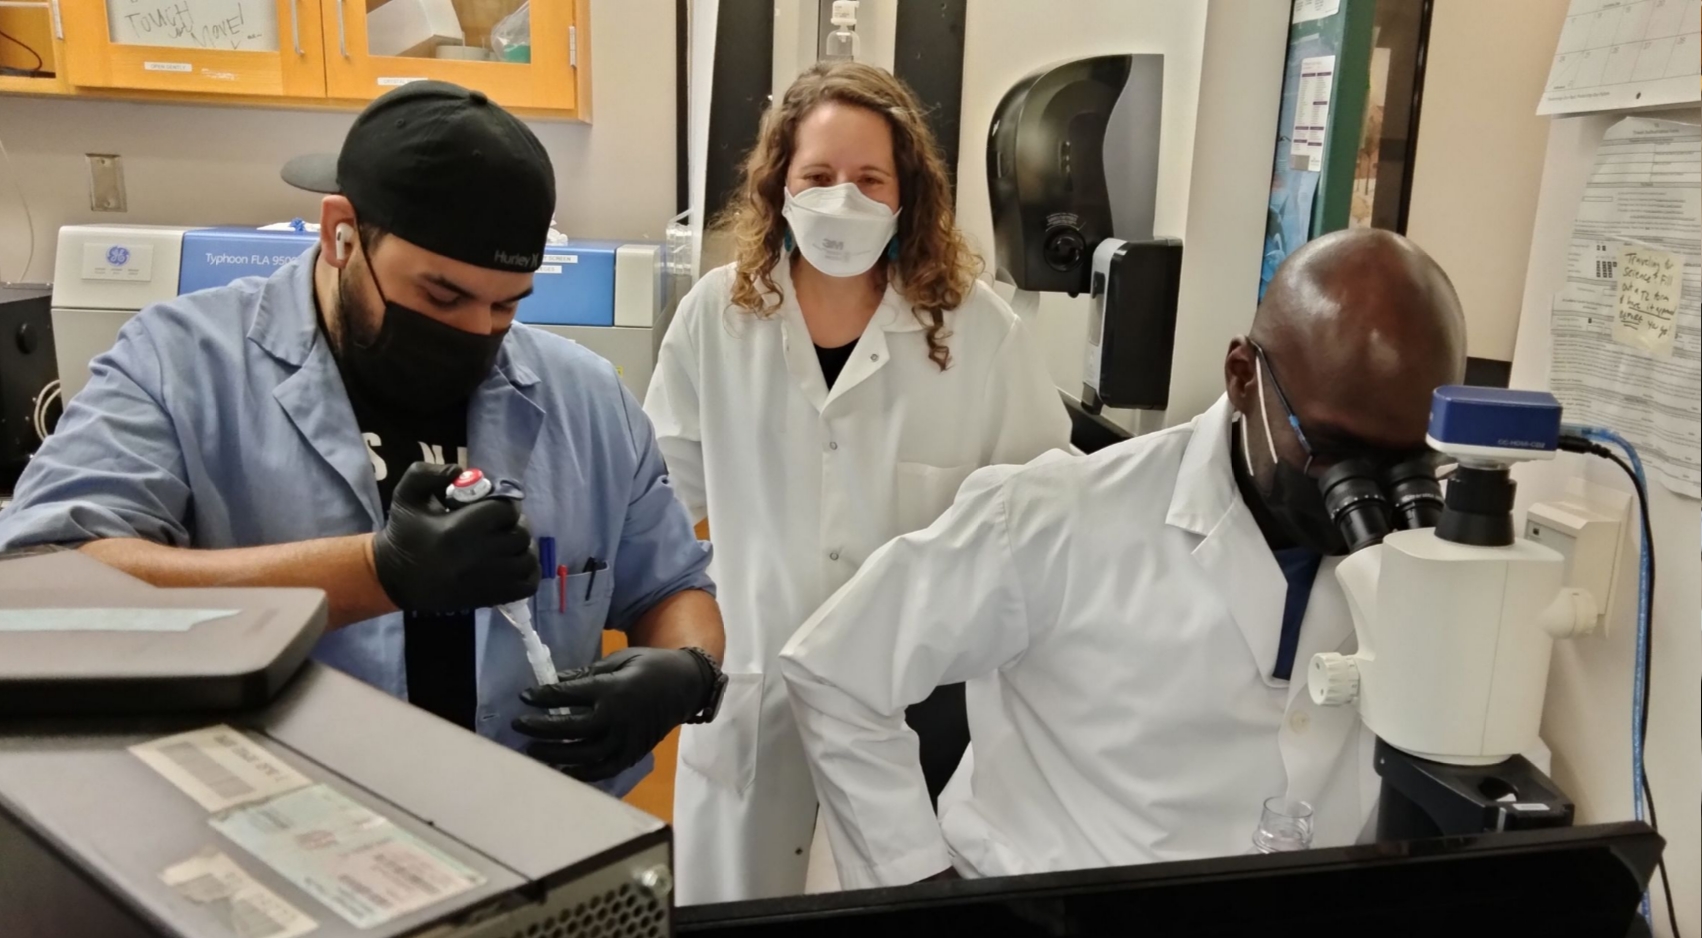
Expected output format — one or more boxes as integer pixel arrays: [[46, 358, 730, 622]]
[[336, 0, 348, 57], [290, 0, 302, 55], [49, 0, 63, 40]]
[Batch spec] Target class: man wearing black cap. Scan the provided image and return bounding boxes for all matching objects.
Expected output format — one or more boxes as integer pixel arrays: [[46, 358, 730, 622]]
[[0, 82, 728, 796]]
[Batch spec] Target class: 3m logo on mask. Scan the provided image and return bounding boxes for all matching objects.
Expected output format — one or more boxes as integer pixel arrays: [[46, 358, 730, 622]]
[[493, 249, 540, 269], [823, 238, 845, 251]]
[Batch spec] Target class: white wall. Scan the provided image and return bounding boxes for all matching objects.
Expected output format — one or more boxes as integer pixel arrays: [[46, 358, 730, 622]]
[[951, 0, 1287, 430], [1404, 0, 1569, 362], [0, 0, 677, 285], [1510, 110, 1701, 938], [1162, 0, 1291, 426]]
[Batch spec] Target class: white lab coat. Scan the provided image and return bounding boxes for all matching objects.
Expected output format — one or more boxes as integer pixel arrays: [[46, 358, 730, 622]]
[[644, 261, 1071, 904], [778, 395, 1381, 890]]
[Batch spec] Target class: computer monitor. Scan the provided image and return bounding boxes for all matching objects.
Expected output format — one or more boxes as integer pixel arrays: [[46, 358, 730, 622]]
[[678, 822, 1661, 937]]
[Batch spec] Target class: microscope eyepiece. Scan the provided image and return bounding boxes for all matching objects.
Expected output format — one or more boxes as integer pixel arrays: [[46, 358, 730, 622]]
[[1382, 456, 1445, 531], [1319, 459, 1393, 554]]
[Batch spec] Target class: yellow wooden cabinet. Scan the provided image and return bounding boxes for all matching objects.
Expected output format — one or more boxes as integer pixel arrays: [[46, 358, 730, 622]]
[[323, 0, 586, 114], [22, 0, 587, 118], [0, 0, 71, 95], [61, 0, 327, 97]]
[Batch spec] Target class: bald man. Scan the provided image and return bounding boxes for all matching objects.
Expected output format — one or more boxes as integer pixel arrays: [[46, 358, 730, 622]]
[[777, 230, 1468, 888]]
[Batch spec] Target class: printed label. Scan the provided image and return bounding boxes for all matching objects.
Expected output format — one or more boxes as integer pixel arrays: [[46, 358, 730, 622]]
[[162, 849, 318, 938], [131, 726, 312, 813], [81, 241, 155, 282], [144, 61, 193, 72], [211, 785, 485, 929], [0, 608, 235, 632], [376, 76, 427, 87]]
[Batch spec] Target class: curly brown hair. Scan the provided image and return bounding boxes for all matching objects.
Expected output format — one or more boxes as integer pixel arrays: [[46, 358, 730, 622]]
[[720, 62, 981, 370]]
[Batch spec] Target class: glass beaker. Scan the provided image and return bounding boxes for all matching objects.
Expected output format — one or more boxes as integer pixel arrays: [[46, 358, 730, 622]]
[[1252, 797, 1314, 853]]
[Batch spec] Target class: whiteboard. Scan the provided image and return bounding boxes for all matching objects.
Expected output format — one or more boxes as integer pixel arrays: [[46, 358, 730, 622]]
[[106, 0, 281, 52]]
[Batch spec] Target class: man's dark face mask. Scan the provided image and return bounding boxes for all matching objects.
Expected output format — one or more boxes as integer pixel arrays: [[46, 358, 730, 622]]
[[1240, 352, 1349, 555], [333, 233, 506, 416]]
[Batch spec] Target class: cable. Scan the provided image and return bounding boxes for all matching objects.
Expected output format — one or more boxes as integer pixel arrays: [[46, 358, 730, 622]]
[[0, 28, 43, 74], [1560, 430, 1676, 938], [1645, 778, 1679, 938], [30, 379, 58, 442], [0, 125, 36, 285], [1591, 443, 1676, 937]]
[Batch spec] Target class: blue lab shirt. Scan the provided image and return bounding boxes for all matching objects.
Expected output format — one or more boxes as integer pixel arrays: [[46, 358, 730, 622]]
[[0, 249, 715, 796], [1271, 546, 1323, 681]]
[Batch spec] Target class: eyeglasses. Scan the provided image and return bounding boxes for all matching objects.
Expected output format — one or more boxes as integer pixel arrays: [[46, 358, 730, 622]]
[[1247, 338, 1323, 474], [1247, 338, 1430, 477]]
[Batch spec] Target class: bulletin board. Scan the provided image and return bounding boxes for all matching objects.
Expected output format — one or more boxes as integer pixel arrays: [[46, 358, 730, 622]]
[[1260, 0, 1433, 300]]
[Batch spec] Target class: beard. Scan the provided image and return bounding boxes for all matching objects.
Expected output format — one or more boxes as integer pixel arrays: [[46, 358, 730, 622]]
[[331, 261, 384, 353]]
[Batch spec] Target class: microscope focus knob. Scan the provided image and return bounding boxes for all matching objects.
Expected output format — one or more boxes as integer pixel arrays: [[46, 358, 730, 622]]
[[1308, 653, 1360, 707]]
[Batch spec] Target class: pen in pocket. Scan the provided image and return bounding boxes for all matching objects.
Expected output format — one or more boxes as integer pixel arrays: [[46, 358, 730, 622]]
[[583, 557, 607, 600]]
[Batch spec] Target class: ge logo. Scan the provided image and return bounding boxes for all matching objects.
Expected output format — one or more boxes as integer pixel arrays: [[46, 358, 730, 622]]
[[106, 246, 131, 266]]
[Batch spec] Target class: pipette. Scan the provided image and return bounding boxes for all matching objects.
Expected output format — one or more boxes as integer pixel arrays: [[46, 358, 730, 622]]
[[443, 469, 564, 712]]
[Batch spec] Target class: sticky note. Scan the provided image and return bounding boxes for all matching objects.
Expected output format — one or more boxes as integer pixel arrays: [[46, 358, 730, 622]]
[[1612, 246, 1682, 356]]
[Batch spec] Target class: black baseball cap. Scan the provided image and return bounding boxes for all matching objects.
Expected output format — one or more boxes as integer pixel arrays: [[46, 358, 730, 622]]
[[282, 81, 555, 273]]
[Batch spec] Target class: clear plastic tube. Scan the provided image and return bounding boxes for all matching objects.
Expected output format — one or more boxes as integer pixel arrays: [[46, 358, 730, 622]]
[[497, 602, 565, 715]]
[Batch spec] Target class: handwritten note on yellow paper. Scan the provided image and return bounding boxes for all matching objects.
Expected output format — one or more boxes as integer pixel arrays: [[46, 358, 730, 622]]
[[1612, 246, 1681, 356]]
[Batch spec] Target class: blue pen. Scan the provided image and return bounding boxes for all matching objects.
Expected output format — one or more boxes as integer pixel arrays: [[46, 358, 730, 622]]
[[539, 536, 557, 582], [535, 536, 555, 621]]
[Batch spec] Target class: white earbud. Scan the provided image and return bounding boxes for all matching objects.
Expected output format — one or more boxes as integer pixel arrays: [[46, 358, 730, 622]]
[[334, 223, 354, 262]]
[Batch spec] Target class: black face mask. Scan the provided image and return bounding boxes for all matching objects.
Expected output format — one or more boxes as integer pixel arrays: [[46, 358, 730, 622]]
[[1257, 445, 1348, 556], [1237, 398, 1349, 556], [336, 251, 505, 416]]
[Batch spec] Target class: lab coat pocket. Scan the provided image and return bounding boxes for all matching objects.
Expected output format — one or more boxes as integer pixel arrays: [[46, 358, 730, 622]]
[[893, 462, 976, 536], [530, 571, 617, 673], [678, 671, 763, 793]]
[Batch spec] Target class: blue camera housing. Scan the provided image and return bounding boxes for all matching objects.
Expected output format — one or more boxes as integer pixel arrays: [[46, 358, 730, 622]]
[[1427, 386, 1562, 455]]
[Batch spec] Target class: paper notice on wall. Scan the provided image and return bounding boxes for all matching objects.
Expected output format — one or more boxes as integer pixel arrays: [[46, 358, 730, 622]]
[[1549, 117, 1701, 499], [1291, 0, 1341, 24], [1290, 56, 1335, 172], [211, 785, 485, 929], [1538, 0, 1701, 116]]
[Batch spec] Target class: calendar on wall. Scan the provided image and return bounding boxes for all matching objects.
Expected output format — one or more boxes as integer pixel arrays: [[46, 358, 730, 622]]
[[1538, 0, 1701, 115]]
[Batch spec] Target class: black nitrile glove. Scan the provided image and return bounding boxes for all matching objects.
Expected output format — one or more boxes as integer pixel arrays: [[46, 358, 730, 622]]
[[370, 462, 540, 613], [514, 647, 717, 782]]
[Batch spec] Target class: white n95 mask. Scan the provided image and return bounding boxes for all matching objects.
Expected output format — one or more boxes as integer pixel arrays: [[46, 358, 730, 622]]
[[781, 182, 901, 278]]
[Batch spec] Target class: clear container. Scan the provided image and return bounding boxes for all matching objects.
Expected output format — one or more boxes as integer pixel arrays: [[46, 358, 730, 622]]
[[1252, 797, 1314, 853], [823, 0, 859, 62], [658, 210, 697, 357]]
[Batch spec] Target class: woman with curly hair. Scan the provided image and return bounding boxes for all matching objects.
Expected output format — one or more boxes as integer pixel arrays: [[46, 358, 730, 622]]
[[645, 62, 1070, 904]]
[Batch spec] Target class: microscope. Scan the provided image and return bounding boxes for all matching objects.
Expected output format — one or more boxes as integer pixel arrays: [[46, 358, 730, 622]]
[[986, 54, 1184, 415], [1307, 386, 1597, 839]]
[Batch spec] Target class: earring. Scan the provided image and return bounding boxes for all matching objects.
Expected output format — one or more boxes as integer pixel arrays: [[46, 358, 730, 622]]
[[885, 237, 900, 262], [782, 231, 794, 253]]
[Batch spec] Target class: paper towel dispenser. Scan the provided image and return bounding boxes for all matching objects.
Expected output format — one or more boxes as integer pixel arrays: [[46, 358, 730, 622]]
[[987, 54, 1164, 296]]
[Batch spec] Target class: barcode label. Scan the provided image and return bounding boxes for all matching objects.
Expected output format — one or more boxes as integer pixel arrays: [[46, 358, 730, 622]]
[[156, 741, 257, 802], [162, 850, 318, 938], [130, 726, 312, 813]]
